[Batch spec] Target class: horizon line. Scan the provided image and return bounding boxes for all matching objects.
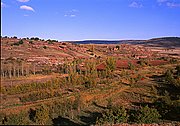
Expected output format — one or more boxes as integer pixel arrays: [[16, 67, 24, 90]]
[[1, 36, 180, 42]]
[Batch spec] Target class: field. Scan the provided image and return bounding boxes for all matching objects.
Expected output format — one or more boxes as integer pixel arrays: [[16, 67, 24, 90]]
[[0, 37, 180, 125]]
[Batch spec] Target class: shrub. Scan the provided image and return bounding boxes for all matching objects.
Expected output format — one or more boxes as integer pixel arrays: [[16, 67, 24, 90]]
[[20, 90, 62, 102], [34, 37, 39, 41], [107, 98, 113, 109], [106, 57, 116, 72], [18, 40, 24, 44], [164, 69, 180, 88], [29, 41, 34, 44], [3, 112, 30, 125], [134, 105, 161, 124], [73, 93, 83, 112], [138, 59, 149, 66], [43, 46, 47, 49], [96, 106, 128, 125], [34, 104, 50, 125], [2, 79, 63, 95], [11, 40, 24, 46], [164, 69, 175, 84], [128, 62, 135, 70], [175, 65, 180, 76], [154, 97, 171, 119]]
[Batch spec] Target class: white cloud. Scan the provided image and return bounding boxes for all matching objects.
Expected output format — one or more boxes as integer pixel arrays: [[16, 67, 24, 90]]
[[1, 2, 6, 8], [70, 14, 76, 17], [157, 0, 180, 8], [167, 2, 180, 7], [20, 5, 35, 12], [17, 0, 30, 2], [64, 9, 79, 17], [129, 2, 143, 8], [64, 14, 76, 17]]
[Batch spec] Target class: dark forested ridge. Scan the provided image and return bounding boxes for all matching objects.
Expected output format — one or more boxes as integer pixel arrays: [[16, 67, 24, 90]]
[[72, 37, 180, 47]]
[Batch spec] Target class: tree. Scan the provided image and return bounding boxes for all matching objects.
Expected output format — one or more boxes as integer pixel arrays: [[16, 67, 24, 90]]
[[43, 46, 47, 49], [164, 69, 175, 84], [175, 65, 180, 76], [116, 45, 120, 50], [21, 61, 24, 76], [8, 64, 12, 78], [34, 37, 39, 41], [18, 40, 24, 44], [106, 57, 116, 72], [96, 106, 128, 125], [13, 61, 16, 77], [2, 112, 30, 125], [128, 62, 135, 70], [33, 62, 36, 75], [68, 62, 79, 86], [34, 104, 50, 125], [84, 60, 98, 88], [73, 93, 83, 112], [29, 41, 34, 44], [134, 105, 161, 124]]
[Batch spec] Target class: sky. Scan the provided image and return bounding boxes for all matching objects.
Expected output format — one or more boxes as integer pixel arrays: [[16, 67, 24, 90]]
[[1, 0, 180, 41]]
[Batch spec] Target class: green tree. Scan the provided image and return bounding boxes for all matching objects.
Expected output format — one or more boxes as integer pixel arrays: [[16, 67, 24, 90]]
[[106, 57, 116, 72], [175, 65, 180, 76], [18, 40, 24, 44], [96, 106, 128, 125], [128, 62, 135, 70], [43, 46, 47, 49], [84, 60, 98, 88], [134, 105, 161, 124], [34, 104, 50, 125], [73, 93, 83, 112], [3, 112, 30, 125], [164, 69, 174, 83]]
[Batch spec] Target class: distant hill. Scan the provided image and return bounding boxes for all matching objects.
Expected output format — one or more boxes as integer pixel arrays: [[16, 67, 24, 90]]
[[72, 37, 180, 48], [141, 37, 180, 47]]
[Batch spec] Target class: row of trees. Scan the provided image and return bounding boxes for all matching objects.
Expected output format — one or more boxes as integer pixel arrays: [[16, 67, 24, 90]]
[[1, 59, 36, 79]]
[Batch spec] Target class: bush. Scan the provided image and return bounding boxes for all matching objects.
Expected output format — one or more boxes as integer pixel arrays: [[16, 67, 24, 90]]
[[20, 90, 62, 102], [34, 104, 50, 125], [73, 93, 83, 112], [164, 69, 180, 88], [96, 106, 128, 125], [134, 105, 161, 124], [29, 41, 34, 44], [11, 40, 24, 46], [106, 57, 116, 72], [19, 40, 24, 44], [3, 112, 30, 125], [175, 65, 180, 77], [128, 62, 135, 70], [43, 46, 47, 49], [2, 79, 63, 95], [107, 98, 113, 109], [138, 59, 149, 66], [164, 69, 175, 83]]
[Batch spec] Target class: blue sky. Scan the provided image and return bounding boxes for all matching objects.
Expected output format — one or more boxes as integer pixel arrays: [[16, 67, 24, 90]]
[[1, 0, 180, 41]]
